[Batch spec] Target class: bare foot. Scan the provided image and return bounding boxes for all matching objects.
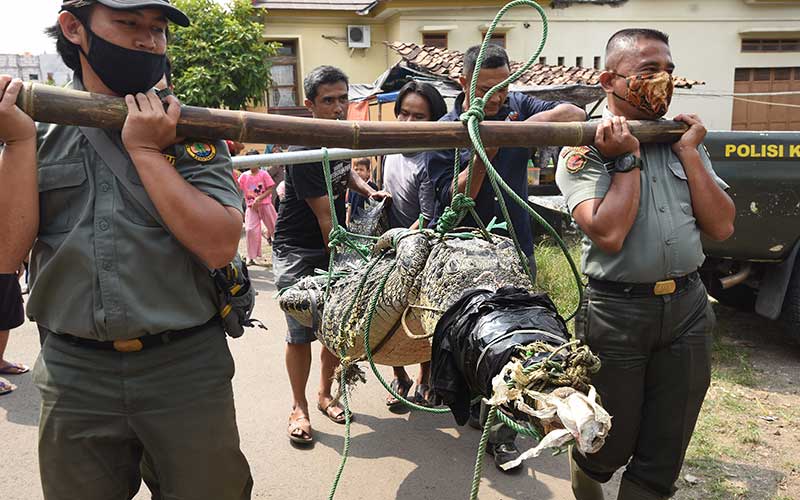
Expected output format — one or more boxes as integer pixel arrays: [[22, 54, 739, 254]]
[[0, 361, 29, 375]]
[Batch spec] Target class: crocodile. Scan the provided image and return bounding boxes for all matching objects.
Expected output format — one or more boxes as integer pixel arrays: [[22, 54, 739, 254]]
[[278, 228, 533, 362]]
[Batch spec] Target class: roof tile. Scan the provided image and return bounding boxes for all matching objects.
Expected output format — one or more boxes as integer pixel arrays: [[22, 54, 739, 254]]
[[387, 42, 703, 89]]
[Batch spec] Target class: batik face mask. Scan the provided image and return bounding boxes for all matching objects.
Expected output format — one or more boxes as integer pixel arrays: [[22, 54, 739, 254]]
[[611, 71, 674, 117]]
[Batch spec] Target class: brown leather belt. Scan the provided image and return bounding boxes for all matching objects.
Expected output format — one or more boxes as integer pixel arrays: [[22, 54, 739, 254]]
[[587, 271, 699, 297], [45, 315, 220, 353]]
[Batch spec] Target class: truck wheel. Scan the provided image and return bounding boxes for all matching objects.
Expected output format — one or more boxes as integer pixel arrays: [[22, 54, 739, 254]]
[[781, 259, 800, 339], [707, 283, 756, 312]]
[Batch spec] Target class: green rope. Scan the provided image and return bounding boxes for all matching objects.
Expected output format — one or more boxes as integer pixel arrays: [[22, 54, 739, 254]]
[[362, 257, 451, 414], [469, 405, 497, 500], [321, 3, 588, 497], [457, 3, 579, 498], [327, 365, 352, 500], [434, 0, 583, 321]]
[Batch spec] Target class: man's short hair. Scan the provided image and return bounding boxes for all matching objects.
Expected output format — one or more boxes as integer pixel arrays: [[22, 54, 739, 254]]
[[303, 65, 349, 103], [462, 44, 510, 79], [394, 80, 448, 121], [353, 157, 371, 169], [605, 28, 670, 69], [46, 5, 94, 76]]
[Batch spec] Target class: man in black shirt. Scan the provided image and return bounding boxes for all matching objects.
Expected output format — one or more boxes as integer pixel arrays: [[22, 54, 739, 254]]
[[273, 66, 388, 445]]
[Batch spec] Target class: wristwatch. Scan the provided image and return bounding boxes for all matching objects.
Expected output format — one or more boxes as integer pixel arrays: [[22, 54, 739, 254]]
[[613, 153, 643, 173]]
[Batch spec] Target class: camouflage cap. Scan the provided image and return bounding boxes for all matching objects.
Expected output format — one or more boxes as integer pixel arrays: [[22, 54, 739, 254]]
[[61, 0, 190, 27]]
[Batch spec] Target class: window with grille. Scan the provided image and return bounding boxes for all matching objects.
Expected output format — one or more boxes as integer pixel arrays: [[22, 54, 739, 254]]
[[742, 39, 800, 52], [266, 40, 300, 110], [422, 33, 448, 49]]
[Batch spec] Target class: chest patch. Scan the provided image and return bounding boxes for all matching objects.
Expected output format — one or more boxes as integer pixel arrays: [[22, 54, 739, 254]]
[[185, 142, 217, 163]]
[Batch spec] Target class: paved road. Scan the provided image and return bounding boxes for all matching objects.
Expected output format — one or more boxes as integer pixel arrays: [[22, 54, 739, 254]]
[[0, 266, 620, 499]]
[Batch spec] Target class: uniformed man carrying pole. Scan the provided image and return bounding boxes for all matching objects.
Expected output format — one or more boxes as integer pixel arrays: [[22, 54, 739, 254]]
[[0, 1, 252, 498], [556, 29, 735, 500]]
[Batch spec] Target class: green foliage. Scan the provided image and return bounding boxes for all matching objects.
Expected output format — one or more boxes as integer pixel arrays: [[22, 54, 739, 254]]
[[534, 235, 583, 323], [170, 0, 279, 109]]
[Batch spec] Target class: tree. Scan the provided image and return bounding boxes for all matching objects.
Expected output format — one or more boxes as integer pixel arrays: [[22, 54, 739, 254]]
[[170, 0, 279, 110]]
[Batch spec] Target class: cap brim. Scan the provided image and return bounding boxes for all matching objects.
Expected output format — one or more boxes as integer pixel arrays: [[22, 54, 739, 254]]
[[95, 0, 190, 27]]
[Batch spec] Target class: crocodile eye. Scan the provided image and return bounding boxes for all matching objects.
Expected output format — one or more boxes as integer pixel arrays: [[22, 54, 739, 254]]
[[446, 260, 459, 273]]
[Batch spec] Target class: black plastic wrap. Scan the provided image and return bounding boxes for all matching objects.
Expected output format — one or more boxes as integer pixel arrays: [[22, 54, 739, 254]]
[[431, 286, 569, 425]]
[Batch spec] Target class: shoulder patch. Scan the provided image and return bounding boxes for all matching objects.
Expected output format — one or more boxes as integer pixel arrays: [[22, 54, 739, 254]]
[[565, 152, 588, 174], [185, 142, 217, 163], [162, 153, 176, 166], [561, 146, 592, 174]]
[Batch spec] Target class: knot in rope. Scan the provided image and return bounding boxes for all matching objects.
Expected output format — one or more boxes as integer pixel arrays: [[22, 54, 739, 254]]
[[436, 193, 476, 234], [451, 192, 477, 212], [460, 97, 487, 124], [328, 226, 349, 250]]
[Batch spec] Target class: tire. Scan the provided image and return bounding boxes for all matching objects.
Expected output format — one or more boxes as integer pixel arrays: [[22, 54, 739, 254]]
[[780, 259, 800, 340]]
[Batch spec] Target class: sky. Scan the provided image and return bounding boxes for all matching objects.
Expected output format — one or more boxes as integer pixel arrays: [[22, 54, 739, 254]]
[[1, 0, 63, 54], [0, 0, 229, 55]]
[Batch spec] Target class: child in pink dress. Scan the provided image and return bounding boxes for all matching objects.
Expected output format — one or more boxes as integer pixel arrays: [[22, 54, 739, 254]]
[[238, 167, 278, 264]]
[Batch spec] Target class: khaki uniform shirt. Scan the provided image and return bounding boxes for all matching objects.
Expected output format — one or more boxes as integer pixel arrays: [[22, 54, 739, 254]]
[[556, 109, 729, 283], [27, 78, 243, 340]]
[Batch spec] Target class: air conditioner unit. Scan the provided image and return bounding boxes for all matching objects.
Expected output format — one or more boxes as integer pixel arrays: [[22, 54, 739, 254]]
[[347, 25, 371, 49]]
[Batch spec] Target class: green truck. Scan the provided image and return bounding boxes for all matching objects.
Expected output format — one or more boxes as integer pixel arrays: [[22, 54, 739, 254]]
[[528, 130, 800, 337], [701, 131, 800, 336]]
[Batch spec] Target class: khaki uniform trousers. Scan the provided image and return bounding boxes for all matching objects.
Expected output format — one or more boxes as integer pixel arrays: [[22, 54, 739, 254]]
[[572, 275, 713, 498], [33, 322, 253, 500]]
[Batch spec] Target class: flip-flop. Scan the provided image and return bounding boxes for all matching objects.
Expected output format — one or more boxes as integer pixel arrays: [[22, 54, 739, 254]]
[[385, 378, 413, 410], [287, 414, 313, 445], [0, 362, 29, 375], [0, 378, 16, 395], [317, 400, 352, 425]]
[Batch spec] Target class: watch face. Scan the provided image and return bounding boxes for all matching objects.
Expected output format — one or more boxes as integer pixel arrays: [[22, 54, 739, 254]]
[[615, 154, 638, 172]]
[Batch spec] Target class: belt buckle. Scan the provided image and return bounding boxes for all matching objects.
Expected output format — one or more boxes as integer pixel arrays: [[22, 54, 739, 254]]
[[653, 280, 677, 296], [113, 339, 144, 352]]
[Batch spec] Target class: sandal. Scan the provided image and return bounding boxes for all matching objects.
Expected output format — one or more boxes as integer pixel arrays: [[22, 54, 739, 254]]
[[413, 383, 433, 407], [0, 378, 16, 396], [385, 377, 413, 410], [317, 399, 352, 425], [0, 362, 29, 375], [287, 412, 313, 445]]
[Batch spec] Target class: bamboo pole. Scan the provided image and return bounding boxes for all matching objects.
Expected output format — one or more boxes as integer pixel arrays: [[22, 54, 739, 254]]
[[17, 82, 688, 149]]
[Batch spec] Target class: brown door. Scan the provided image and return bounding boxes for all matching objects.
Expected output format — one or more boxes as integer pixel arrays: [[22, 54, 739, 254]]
[[732, 67, 800, 130]]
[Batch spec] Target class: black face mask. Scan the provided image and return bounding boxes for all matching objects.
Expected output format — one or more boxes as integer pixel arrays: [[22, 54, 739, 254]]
[[77, 26, 167, 96]]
